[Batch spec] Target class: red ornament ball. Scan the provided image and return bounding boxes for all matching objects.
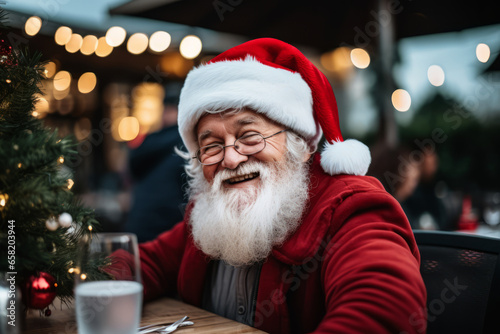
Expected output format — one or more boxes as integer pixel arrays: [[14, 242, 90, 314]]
[[0, 33, 16, 66], [24, 272, 57, 309]]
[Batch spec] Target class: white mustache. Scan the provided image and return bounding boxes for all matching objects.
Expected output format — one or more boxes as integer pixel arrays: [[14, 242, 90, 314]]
[[213, 162, 266, 189]]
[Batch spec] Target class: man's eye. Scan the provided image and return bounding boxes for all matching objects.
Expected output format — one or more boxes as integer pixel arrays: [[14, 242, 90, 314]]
[[201, 145, 221, 156], [238, 133, 263, 146], [239, 131, 260, 139]]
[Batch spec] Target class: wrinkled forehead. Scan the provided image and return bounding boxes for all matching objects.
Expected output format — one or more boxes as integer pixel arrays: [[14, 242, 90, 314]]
[[195, 108, 283, 139]]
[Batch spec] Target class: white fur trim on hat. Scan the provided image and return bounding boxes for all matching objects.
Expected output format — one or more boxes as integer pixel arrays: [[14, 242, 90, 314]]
[[320, 139, 371, 176], [178, 56, 316, 155]]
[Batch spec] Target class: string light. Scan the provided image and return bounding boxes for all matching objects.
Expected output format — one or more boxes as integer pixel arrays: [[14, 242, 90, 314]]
[[68, 267, 80, 274], [0, 193, 8, 208], [54, 26, 72, 45], [95, 37, 113, 57], [476, 43, 490, 63], [78, 72, 97, 94], [149, 31, 171, 52], [58, 156, 65, 164], [53, 71, 72, 91], [106, 26, 126, 47], [80, 274, 87, 280], [118, 116, 140, 141], [43, 61, 57, 78], [17, 163, 22, 169], [80, 35, 98, 56], [127, 33, 148, 55], [391, 89, 411, 112], [88, 225, 93, 231], [179, 35, 202, 59], [67, 179, 74, 189], [350, 48, 370, 69], [427, 65, 445, 86], [25, 16, 42, 36], [65, 34, 83, 53], [34, 97, 49, 116]]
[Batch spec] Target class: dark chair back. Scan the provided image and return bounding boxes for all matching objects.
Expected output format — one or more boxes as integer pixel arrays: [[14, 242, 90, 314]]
[[413, 230, 500, 334]]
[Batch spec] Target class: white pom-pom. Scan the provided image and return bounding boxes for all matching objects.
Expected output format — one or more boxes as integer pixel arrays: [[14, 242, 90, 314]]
[[320, 139, 371, 176], [45, 217, 59, 231], [58, 212, 73, 228]]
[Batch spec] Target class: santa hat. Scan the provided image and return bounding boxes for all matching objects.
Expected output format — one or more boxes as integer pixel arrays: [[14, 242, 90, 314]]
[[178, 38, 371, 176]]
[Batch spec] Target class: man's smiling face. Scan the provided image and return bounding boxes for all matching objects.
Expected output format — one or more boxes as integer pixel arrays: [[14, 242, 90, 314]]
[[190, 109, 311, 266], [195, 109, 288, 189]]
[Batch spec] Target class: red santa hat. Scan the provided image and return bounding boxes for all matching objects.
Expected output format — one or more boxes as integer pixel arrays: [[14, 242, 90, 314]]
[[178, 38, 371, 176]]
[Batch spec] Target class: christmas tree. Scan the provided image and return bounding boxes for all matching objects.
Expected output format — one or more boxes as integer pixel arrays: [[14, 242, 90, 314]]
[[0, 9, 107, 313]]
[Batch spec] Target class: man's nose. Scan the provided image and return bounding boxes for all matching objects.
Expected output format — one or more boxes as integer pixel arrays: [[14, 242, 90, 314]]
[[220, 146, 248, 169]]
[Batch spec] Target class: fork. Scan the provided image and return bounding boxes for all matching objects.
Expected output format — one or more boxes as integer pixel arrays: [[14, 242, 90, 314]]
[[153, 316, 189, 333], [138, 316, 188, 334], [158, 321, 193, 333]]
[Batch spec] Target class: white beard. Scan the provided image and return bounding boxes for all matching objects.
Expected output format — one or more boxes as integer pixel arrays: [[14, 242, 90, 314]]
[[189, 157, 310, 266]]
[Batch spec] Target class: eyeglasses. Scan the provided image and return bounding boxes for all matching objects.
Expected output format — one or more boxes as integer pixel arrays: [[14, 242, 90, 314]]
[[193, 129, 288, 165]]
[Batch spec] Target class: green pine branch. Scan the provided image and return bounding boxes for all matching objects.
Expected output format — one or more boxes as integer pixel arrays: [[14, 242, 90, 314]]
[[0, 9, 109, 307]]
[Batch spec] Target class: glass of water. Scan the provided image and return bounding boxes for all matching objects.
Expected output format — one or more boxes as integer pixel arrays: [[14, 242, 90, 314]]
[[74, 233, 143, 334]]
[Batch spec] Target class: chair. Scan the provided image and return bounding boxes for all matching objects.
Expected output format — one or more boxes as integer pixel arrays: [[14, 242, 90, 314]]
[[413, 230, 500, 334]]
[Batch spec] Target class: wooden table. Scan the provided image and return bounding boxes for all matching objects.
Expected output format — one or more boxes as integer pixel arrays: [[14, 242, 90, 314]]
[[22, 297, 267, 333]]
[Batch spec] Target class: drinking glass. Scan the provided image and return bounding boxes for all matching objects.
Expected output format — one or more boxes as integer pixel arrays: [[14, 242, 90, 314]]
[[74, 233, 143, 334], [483, 192, 500, 227]]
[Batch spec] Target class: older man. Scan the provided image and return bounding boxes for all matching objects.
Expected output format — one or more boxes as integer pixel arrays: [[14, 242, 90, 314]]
[[138, 38, 427, 333]]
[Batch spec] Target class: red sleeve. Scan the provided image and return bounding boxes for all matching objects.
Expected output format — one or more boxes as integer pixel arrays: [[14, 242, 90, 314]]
[[139, 221, 188, 301], [315, 188, 427, 334]]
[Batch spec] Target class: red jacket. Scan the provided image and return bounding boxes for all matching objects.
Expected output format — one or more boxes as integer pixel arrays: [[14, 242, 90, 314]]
[[138, 155, 427, 333]]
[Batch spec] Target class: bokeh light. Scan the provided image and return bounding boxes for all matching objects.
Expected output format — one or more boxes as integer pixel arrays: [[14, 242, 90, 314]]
[[391, 89, 411, 112], [25, 16, 42, 36], [77, 72, 97, 94], [65, 34, 83, 53], [118, 117, 140, 141], [179, 35, 202, 59], [320, 47, 353, 80], [106, 26, 127, 47], [54, 26, 72, 45], [34, 97, 49, 117], [44, 61, 57, 78], [127, 33, 149, 55], [149, 31, 171, 52], [350, 48, 370, 69], [476, 43, 491, 63], [80, 35, 98, 55], [53, 71, 72, 91], [427, 65, 445, 86], [95, 37, 113, 57], [160, 52, 194, 78], [53, 87, 70, 100]]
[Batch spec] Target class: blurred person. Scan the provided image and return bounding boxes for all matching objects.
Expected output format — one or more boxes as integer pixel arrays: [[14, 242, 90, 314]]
[[368, 145, 420, 198], [402, 146, 452, 230], [123, 82, 187, 242], [395, 159, 421, 202], [116, 38, 426, 333]]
